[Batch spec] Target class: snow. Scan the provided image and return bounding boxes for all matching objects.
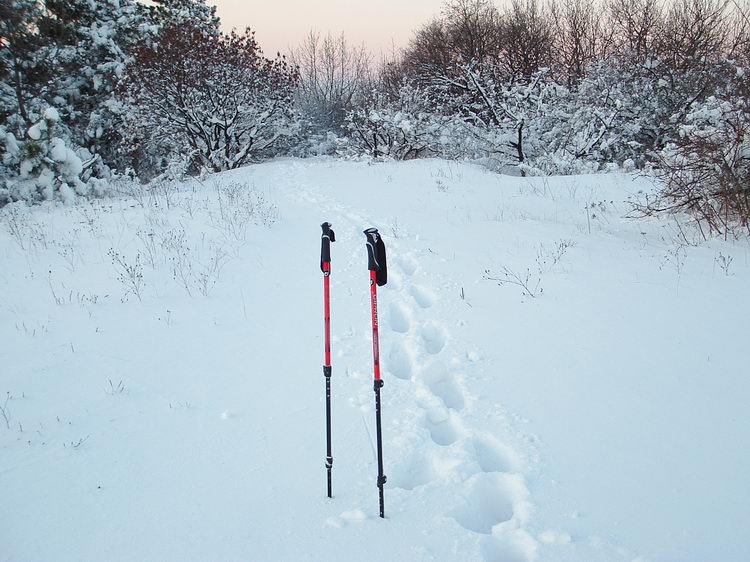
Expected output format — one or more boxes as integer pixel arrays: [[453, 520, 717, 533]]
[[27, 122, 43, 140], [44, 107, 60, 122], [19, 159, 33, 177], [1, 158, 748, 562], [65, 148, 84, 176], [59, 182, 76, 205], [3, 132, 20, 157], [50, 138, 68, 162]]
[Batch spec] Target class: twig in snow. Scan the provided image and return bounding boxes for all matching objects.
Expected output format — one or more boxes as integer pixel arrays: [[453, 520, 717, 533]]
[[484, 266, 543, 298]]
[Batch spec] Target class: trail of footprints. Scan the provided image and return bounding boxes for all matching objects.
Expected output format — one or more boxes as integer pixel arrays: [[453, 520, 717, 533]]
[[385, 248, 534, 562], [295, 190, 535, 560]]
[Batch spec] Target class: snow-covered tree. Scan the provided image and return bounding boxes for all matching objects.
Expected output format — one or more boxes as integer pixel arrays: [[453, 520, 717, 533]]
[[1, 0, 225, 182], [42, 0, 153, 169], [122, 24, 300, 176], [550, 0, 612, 87], [289, 31, 371, 136], [606, 0, 663, 62], [0, 0, 57, 132], [1, 107, 100, 203], [499, 0, 555, 80], [147, 0, 220, 31]]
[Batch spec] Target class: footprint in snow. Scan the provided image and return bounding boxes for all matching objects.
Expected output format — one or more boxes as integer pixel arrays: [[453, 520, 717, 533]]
[[409, 284, 436, 309], [398, 254, 419, 277], [420, 361, 465, 411], [421, 321, 447, 354], [468, 435, 520, 474], [388, 302, 411, 333], [450, 473, 527, 535], [425, 406, 463, 446], [387, 341, 414, 380]]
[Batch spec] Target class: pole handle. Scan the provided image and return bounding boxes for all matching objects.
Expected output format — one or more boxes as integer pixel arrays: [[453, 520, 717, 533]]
[[321, 222, 335, 272], [363, 228, 388, 286]]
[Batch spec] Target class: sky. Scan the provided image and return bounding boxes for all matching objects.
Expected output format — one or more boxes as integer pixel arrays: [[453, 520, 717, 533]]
[[209, 0, 444, 57]]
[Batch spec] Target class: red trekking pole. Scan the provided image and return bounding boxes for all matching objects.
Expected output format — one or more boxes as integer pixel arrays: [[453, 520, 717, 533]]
[[364, 228, 388, 518], [321, 222, 335, 498]]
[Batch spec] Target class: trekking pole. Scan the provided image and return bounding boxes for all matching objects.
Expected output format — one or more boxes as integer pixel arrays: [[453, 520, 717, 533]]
[[321, 222, 335, 498], [364, 227, 388, 518]]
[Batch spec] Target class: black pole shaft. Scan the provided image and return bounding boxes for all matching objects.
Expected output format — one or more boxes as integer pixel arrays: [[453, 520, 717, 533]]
[[374, 379, 385, 518], [325, 366, 333, 498]]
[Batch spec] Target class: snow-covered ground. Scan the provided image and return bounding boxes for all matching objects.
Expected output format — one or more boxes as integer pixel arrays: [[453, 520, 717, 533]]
[[1, 158, 748, 562]]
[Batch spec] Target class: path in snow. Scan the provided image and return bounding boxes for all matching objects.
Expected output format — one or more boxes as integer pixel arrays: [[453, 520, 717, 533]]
[[294, 178, 535, 562]]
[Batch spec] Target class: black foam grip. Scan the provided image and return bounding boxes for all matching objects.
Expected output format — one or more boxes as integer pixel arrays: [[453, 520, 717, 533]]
[[364, 228, 387, 286], [321, 222, 335, 271]]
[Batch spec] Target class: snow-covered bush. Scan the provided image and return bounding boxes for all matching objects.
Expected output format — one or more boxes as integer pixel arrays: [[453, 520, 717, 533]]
[[408, 61, 569, 172], [518, 58, 664, 174], [344, 85, 452, 160], [644, 90, 750, 236], [1, 108, 100, 204], [460, 68, 567, 172], [122, 24, 300, 176], [496, 55, 750, 176]]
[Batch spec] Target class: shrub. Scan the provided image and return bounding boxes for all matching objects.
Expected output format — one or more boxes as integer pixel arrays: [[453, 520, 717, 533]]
[[122, 24, 300, 177]]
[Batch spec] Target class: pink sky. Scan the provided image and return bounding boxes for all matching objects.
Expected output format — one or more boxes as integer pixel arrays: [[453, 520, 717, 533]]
[[209, 0, 443, 57]]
